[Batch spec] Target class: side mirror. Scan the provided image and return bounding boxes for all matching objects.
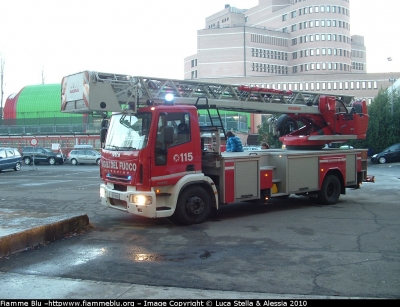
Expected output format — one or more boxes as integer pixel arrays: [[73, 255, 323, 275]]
[[164, 126, 175, 143], [100, 129, 107, 143]]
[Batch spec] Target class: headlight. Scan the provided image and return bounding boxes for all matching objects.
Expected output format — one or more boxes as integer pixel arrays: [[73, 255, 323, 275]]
[[130, 195, 152, 206], [100, 187, 106, 198], [372, 154, 377, 158], [57, 154, 62, 157]]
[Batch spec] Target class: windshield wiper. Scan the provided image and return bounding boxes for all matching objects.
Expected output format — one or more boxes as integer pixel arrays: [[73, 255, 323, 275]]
[[106, 145, 137, 151]]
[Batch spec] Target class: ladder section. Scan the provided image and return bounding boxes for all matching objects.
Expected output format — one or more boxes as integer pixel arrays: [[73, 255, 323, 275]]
[[61, 71, 355, 115]]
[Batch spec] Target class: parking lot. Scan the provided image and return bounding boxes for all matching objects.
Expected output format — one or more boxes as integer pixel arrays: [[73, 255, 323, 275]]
[[0, 162, 399, 298]]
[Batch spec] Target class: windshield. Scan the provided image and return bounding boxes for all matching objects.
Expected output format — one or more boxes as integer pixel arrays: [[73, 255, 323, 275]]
[[104, 113, 151, 151]]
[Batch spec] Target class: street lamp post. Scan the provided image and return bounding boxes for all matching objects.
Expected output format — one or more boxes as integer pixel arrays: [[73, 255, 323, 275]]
[[387, 57, 395, 114]]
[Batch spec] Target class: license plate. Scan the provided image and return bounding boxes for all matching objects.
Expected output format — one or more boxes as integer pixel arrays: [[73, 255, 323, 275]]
[[111, 192, 120, 200]]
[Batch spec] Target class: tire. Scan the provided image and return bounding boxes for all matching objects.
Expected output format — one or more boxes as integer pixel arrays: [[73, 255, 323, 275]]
[[96, 158, 101, 165], [71, 159, 78, 165], [24, 157, 31, 165], [317, 174, 341, 205], [48, 157, 56, 165], [173, 186, 211, 225], [14, 162, 21, 171], [276, 114, 298, 137], [378, 157, 386, 164]]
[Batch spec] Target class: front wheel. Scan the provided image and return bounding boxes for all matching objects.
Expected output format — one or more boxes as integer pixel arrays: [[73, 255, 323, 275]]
[[173, 186, 211, 225], [96, 158, 101, 165], [378, 157, 386, 164], [317, 174, 341, 205], [48, 157, 56, 165]]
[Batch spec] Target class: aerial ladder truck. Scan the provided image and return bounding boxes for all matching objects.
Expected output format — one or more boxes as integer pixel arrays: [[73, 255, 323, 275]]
[[61, 71, 371, 225]]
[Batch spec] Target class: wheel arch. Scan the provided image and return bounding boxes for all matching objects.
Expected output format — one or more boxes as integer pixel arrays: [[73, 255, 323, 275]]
[[322, 168, 345, 194], [178, 179, 218, 210]]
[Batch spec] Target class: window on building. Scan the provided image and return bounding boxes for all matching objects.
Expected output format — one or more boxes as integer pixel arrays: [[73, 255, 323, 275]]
[[368, 81, 372, 89], [350, 82, 354, 89], [282, 14, 287, 21], [291, 11, 297, 18], [320, 6, 325, 13], [291, 24, 297, 32], [326, 5, 330, 12], [327, 20, 331, 27], [322, 82, 326, 90], [316, 63, 321, 70], [374, 81, 378, 89], [316, 48, 320, 55], [310, 35, 314, 42], [310, 49, 314, 56], [322, 63, 326, 70], [321, 20, 325, 27], [309, 21, 314, 27], [314, 6, 319, 13], [315, 20, 320, 27], [316, 34, 320, 41]]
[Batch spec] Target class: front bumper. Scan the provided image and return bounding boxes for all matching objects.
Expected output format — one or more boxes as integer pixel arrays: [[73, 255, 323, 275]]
[[100, 183, 174, 218]]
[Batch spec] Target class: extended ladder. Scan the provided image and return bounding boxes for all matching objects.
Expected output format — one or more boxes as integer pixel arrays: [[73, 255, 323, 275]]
[[61, 71, 355, 115]]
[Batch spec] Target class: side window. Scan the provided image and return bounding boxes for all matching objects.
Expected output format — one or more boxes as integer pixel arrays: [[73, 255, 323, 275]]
[[0, 149, 5, 158], [7, 149, 15, 157], [172, 113, 191, 146]]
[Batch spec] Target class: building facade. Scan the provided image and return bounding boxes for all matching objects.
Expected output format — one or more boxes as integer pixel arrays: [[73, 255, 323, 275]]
[[184, 0, 397, 106]]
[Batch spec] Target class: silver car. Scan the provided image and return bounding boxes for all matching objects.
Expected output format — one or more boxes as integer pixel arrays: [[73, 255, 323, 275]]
[[67, 149, 101, 165]]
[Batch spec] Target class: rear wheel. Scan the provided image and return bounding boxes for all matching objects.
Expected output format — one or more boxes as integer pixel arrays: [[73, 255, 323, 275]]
[[173, 186, 211, 225], [317, 174, 341, 205], [14, 162, 21, 171], [71, 159, 78, 165], [24, 157, 31, 165]]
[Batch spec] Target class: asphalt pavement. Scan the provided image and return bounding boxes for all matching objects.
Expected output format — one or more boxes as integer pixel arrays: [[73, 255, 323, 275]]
[[0, 162, 398, 299], [0, 208, 363, 300]]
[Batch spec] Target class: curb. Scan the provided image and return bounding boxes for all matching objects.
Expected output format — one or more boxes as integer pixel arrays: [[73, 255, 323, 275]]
[[0, 214, 89, 258]]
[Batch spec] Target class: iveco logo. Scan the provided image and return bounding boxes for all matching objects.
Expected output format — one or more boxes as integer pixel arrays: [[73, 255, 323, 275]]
[[112, 152, 120, 157]]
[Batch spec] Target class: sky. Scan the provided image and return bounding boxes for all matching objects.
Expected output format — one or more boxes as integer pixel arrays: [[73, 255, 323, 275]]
[[1, 0, 400, 103]]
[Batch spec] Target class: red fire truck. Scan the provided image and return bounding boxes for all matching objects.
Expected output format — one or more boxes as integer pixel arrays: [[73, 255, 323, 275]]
[[62, 71, 372, 225]]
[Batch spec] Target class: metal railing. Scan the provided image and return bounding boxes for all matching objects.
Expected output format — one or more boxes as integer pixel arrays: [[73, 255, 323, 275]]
[[0, 123, 101, 136]]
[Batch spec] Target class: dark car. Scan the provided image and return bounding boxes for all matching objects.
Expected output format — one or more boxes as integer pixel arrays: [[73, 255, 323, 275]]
[[21, 147, 65, 165], [0, 147, 22, 172], [370, 143, 400, 164]]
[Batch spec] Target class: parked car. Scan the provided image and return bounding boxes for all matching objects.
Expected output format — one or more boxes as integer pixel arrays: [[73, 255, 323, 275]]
[[21, 147, 65, 165], [67, 149, 101, 165], [370, 143, 400, 164], [0, 147, 22, 172]]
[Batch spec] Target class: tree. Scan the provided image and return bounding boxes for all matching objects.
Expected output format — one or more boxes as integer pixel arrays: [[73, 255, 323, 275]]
[[349, 88, 400, 155], [257, 115, 283, 149]]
